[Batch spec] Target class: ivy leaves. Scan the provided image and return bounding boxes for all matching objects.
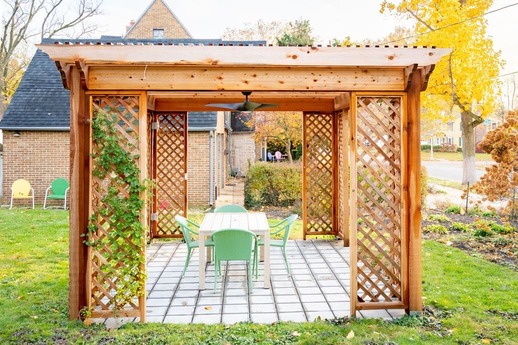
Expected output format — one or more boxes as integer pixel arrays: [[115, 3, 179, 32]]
[[87, 108, 147, 309]]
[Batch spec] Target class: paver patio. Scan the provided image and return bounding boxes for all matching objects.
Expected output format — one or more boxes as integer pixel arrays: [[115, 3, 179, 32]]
[[144, 239, 406, 324]]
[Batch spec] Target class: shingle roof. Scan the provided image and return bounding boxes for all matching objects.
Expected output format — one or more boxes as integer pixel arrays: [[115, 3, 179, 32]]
[[0, 38, 266, 131], [0, 49, 70, 130]]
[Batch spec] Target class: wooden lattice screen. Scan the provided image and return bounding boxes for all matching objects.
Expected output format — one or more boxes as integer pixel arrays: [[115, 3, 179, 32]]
[[351, 95, 407, 311], [302, 112, 337, 238], [150, 112, 188, 238], [88, 95, 146, 319], [337, 110, 350, 246]]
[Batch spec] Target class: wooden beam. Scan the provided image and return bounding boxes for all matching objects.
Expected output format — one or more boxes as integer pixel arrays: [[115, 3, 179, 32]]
[[404, 64, 418, 91], [138, 92, 148, 323], [420, 65, 435, 91], [37, 44, 451, 68], [334, 92, 351, 111], [155, 97, 335, 112], [87, 66, 405, 91], [407, 70, 423, 315], [69, 66, 89, 320], [349, 93, 358, 316]]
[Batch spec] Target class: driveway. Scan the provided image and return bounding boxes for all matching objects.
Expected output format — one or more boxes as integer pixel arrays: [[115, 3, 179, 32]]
[[422, 160, 489, 183]]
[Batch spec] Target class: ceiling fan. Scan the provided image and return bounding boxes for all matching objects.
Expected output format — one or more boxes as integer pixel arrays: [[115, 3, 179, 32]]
[[205, 91, 277, 112]]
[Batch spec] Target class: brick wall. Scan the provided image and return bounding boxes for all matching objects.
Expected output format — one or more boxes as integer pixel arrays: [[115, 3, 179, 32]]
[[125, 0, 191, 39], [231, 133, 257, 176], [187, 132, 210, 207], [2, 130, 69, 206]]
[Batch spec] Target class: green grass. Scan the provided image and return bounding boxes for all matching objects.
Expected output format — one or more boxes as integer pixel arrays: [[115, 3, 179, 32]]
[[421, 151, 492, 161], [1, 209, 517, 344], [427, 177, 464, 190]]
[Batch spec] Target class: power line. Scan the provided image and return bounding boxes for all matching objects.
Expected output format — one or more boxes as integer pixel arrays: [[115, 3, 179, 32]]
[[499, 71, 518, 78], [379, 2, 518, 45]]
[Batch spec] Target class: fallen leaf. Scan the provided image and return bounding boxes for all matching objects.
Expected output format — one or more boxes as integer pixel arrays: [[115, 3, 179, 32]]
[[31, 315, 38, 319], [446, 241, 453, 246], [346, 330, 355, 339], [481, 339, 491, 344], [292, 331, 300, 337], [83, 318, 93, 327], [204, 306, 212, 310]]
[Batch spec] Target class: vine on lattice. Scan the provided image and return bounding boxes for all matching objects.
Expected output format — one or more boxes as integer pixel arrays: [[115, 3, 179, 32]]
[[86, 108, 148, 310]]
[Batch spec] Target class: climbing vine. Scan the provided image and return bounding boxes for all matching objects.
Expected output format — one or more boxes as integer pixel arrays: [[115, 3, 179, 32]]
[[86, 107, 147, 310]]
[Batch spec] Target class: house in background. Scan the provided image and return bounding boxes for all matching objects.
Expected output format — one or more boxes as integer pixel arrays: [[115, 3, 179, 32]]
[[0, 0, 261, 206]]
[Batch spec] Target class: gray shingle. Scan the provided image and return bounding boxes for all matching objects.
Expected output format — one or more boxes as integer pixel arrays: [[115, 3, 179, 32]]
[[0, 49, 70, 130]]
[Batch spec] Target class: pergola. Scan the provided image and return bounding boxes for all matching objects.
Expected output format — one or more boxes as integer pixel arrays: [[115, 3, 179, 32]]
[[38, 42, 449, 321]]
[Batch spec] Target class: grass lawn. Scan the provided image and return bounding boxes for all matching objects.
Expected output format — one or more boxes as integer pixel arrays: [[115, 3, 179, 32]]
[[1, 209, 517, 344], [421, 151, 492, 162]]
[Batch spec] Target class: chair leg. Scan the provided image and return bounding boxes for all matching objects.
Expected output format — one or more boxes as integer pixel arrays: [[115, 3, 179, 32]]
[[9, 194, 13, 209], [247, 261, 253, 294], [182, 248, 192, 277], [282, 247, 291, 276], [32, 196, 34, 209], [43, 194, 47, 209], [214, 258, 219, 291]]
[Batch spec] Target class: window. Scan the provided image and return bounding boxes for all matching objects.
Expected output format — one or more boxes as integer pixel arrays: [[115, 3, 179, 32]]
[[153, 29, 164, 39], [447, 121, 453, 131]]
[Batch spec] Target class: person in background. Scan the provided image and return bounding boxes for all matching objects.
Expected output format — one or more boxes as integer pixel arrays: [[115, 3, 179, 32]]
[[267, 151, 274, 162], [275, 151, 282, 162]]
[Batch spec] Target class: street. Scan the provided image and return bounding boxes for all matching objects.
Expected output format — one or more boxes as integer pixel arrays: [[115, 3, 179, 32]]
[[422, 160, 487, 183]]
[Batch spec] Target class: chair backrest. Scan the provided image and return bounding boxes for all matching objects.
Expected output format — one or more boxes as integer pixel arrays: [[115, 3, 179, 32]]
[[51, 178, 69, 196], [212, 229, 256, 261], [12, 179, 32, 197], [278, 214, 298, 244], [214, 204, 247, 213], [174, 215, 197, 247]]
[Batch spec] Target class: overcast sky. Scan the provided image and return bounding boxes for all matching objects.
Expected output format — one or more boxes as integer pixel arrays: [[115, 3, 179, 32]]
[[95, 0, 518, 76]]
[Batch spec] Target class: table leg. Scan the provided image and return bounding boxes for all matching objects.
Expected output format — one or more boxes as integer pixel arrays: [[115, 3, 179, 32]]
[[199, 236, 206, 290], [263, 232, 270, 288]]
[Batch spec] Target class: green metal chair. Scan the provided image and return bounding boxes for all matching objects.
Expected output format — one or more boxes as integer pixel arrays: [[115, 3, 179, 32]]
[[214, 204, 247, 213], [258, 214, 298, 275], [212, 228, 257, 293], [44, 178, 70, 210], [174, 215, 215, 276]]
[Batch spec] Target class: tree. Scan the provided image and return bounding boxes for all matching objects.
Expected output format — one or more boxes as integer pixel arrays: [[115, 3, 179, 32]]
[[221, 19, 287, 45], [0, 0, 102, 116], [276, 19, 314, 46], [474, 110, 518, 220], [246, 111, 303, 163], [381, 0, 502, 184]]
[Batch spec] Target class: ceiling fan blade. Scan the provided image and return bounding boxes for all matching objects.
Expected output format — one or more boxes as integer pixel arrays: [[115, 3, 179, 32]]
[[205, 103, 243, 110], [254, 103, 278, 110]]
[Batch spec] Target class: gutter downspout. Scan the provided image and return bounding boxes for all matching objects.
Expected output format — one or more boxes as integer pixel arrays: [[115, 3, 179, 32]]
[[209, 130, 215, 206]]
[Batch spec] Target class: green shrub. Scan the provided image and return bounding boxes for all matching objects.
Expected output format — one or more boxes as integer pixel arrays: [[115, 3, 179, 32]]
[[472, 219, 493, 237], [244, 162, 302, 208], [450, 222, 471, 232], [488, 222, 515, 234], [481, 210, 497, 218], [428, 214, 451, 223], [423, 224, 449, 234], [445, 205, 461, 214]]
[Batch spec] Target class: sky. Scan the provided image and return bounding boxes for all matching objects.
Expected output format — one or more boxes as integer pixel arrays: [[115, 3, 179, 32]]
[[95, 0, 518, 76]]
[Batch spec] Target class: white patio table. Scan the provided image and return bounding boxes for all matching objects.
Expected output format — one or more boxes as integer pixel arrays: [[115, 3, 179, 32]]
[[198, 212, 270, 289]]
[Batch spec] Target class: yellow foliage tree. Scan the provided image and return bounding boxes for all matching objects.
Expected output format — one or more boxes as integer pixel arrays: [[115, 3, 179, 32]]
[[246, 111, 303, 163], [381, 0, 503, 184]]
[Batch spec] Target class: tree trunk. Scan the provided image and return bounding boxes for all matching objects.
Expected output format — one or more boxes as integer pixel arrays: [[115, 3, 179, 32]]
[[461, 111, 478, 184], [285, 140, 293, 163]]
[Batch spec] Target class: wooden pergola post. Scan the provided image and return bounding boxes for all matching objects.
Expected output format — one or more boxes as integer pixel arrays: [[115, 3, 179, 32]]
[[407, 69, 423, 314], [68, 66, 89, 319]]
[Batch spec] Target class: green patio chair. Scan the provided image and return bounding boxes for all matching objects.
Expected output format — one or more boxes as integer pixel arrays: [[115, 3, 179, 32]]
[[174, 215, 215, 276], [43, 178, 70, 210], [214, 204, 247, 213], [258, 214, 298, 275], [212, 228, 257, 293]]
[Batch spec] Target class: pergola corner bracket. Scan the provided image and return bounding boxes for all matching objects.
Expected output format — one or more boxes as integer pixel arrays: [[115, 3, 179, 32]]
[[404, 64, 418, 91], [420, 65, 435, 91], [55, 61, 71, 89], [75, 61, 89, 89], [334, 92, 351, 111]]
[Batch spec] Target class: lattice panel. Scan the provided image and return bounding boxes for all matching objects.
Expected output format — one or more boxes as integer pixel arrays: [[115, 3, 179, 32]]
[[89, 95, 144, 318], [153, 112, 187, 238], [303, 113, 336, 236], [355, 96, 403, 305], [337, 110, 348, 243]]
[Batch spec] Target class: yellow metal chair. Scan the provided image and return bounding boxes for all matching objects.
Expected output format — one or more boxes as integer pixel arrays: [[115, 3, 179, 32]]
[[10, 179, 35, 209]]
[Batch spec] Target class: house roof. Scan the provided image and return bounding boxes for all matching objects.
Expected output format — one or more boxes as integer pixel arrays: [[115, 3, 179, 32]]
[[0, 49, 70, 130], [124, 0, 192, 39], [1, 38, 266, 131]]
